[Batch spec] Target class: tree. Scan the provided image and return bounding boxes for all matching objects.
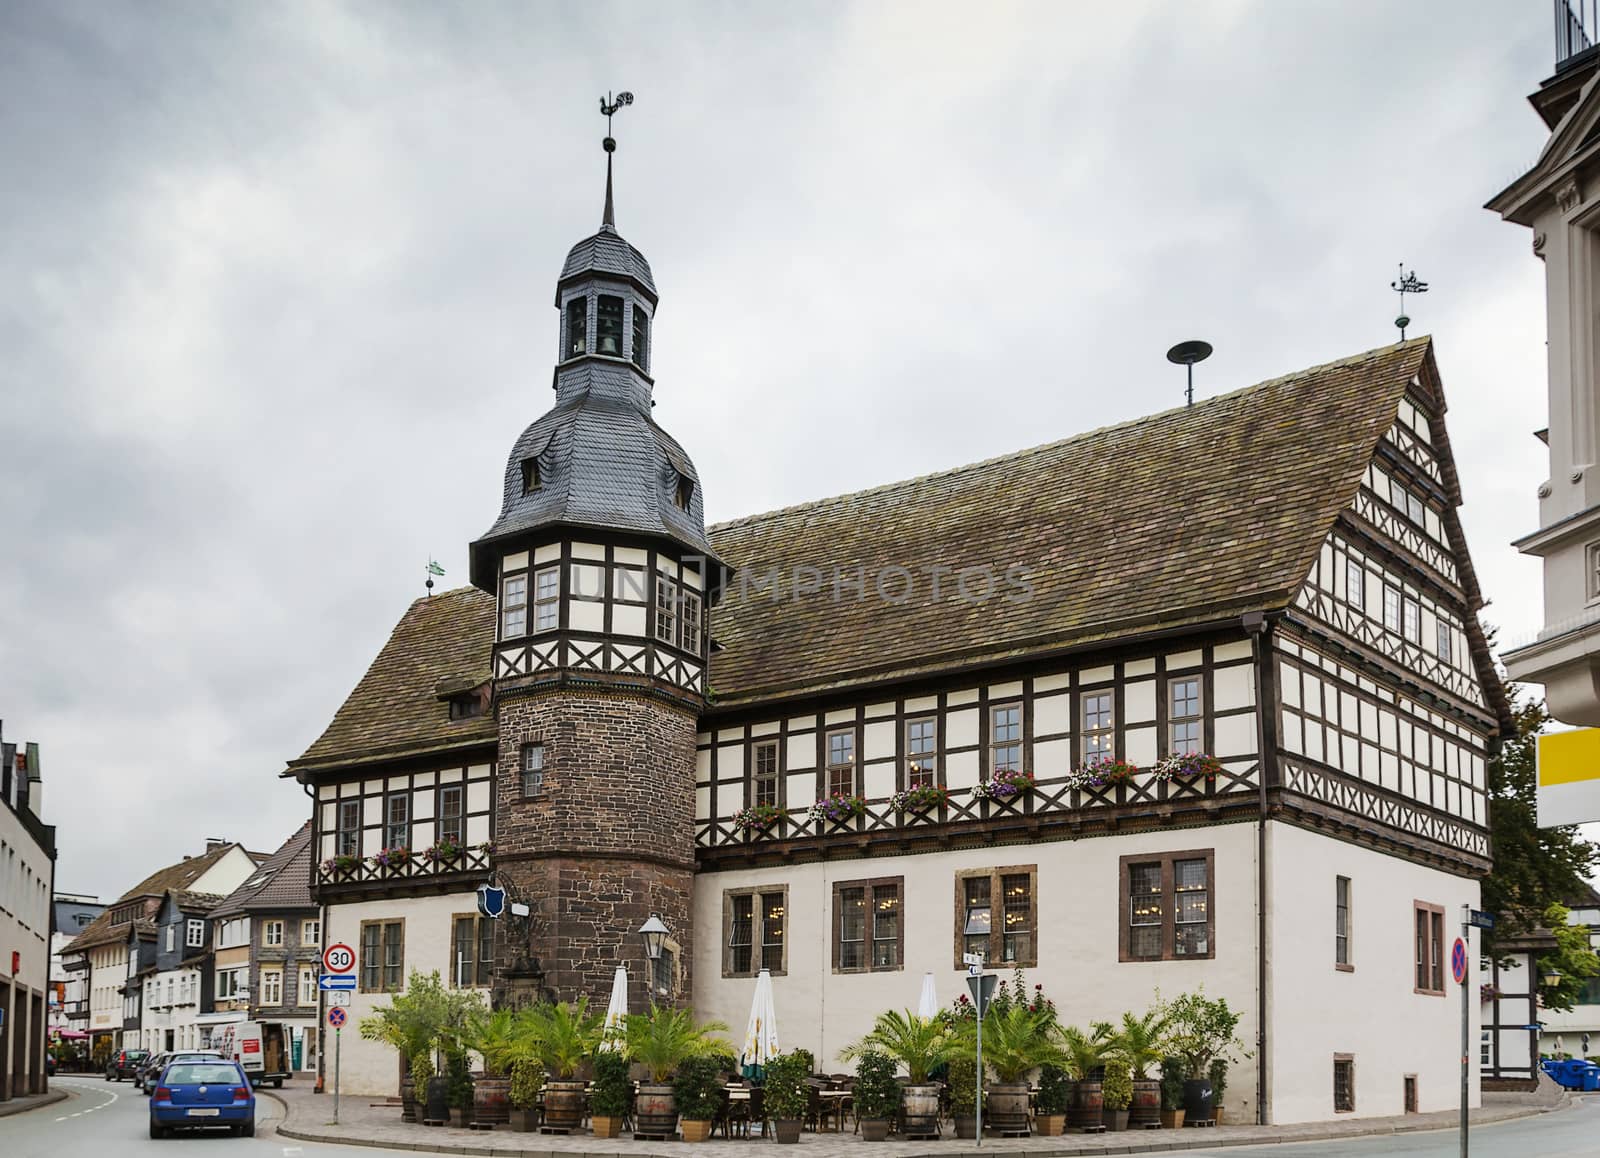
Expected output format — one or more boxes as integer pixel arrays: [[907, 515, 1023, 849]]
[[1537, 902, 1600, 1013], [1482, 697, 1598, 960]]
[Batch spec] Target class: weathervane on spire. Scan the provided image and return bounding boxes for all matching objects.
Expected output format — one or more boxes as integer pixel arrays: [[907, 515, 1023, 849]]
[[598, 90, 633, 229], [1391, 263, 1429, 340]]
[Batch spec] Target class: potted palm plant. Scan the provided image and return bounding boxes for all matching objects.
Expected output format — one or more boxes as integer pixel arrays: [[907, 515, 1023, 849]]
[[852, 1049, 899, 1141], [1101, 1062, 1132, 1131], [762, 1050, 810, 1143], [590, 1047, 629, 1138], [947, 1054, 978, 1139], [507, 1057, 544, 1133], [1035, 1064, 1070, 1136], [625, 1004, 730, 1139], [970, 1002, 1063, 1135], [1112, 1006, 1170, 1128], [526, 998, 603, 1133], [464, 1008, 523, 1127], [673, 1054, 725, 1142], [1061, 1022, 1115, 1131], [1159, 1056, 1187, 1128], [840, 1010, 958, 1138]]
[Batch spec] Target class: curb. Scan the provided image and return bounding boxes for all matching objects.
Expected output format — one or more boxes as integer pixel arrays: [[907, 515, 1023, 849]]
[[0, 1088, 70, 1119]]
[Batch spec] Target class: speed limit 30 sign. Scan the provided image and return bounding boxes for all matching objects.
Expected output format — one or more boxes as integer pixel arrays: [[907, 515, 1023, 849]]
[[323, 942, 356, 974]]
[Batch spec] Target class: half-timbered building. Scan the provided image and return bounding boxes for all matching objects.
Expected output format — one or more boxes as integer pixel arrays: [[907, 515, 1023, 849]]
[[287, 139, 1508, 1123]]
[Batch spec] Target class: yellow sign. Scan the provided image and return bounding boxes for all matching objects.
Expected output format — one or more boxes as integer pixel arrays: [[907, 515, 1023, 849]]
[[1536, 728, 1600, 825]]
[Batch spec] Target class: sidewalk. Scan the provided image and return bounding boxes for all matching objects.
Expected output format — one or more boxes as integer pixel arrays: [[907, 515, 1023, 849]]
[[0, 1088, 70, 1119], [262, 1080, 1571, 1157]]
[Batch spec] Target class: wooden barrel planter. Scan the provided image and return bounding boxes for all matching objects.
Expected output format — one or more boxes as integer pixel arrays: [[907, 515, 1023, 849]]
[[400, 1075, 417, 1123], [634, 1083, 679, 1139], [900, 1083, 942, 1138], [473, 1074, 511, 1126], [985, 1082, 1032, 1136], [1129, 1078, 1160, 1127], [1067, 1079, 1103, 1131], [542, 1079, 587, 1133]]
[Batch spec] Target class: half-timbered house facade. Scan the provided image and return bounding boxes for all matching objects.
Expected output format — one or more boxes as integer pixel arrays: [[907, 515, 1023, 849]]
[[286, 140, 1506, 1122]]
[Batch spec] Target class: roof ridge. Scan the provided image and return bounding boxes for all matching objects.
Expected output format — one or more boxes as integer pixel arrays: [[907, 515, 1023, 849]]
[[709, 338, 1430, 535]]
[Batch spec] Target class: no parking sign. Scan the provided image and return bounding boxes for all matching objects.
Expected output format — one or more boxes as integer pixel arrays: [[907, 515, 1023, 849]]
[[1451, 938, 1467, 985], [327, 1005, 347, 1029]]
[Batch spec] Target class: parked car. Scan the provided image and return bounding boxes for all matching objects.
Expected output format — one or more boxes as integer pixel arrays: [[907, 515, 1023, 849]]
[[105, 1048, 150, 1081], [148, 1059, 256, 1138], [138, 1050, 221, 1092]]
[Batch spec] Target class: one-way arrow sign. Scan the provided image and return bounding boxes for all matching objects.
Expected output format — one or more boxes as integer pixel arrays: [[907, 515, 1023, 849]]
[[319, 973, 357, 991]]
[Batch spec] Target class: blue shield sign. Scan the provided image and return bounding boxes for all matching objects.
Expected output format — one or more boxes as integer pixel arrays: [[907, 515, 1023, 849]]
[[477, 884, 507, 919]]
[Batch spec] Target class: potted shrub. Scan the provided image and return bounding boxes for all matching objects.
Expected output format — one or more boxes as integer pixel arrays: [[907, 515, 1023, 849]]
[[1159, 1056, 1187, 1128], [527, 998, 603, 1133], [625, 1004, 730, 1139], [674, 1054, 725, 1142], [947, 1054, 978, 1139], [851, 1049, 898, 1141], [1035, 1063, 1070, 1136], [972, 1002, 1064, 1135], [508, 1057, 544, 1133], [465, 1008, 522, 1127], [357, 970, 480, 1109], [1061, 1022, 1114, 1131], [590, 1047, 629, 1138], [762, 1050, 810, 1143], [1166, 991, 1246, 1123], [1101, 1063, 1132, 1131], [841, 1010, 958, 1138], [1208, 1059, 1229, 1125], [1112, 1006, 1170, 1128], [445, 1049, 474, 1127]]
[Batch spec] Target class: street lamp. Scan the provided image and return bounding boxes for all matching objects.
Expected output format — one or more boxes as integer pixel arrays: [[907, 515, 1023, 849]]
[[638, 914, 670, 997], [1543, 969, 1565, 986]]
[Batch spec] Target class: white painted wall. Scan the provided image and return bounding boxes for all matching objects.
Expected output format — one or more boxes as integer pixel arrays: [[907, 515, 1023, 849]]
[[1265, 822, 1479, 1123]]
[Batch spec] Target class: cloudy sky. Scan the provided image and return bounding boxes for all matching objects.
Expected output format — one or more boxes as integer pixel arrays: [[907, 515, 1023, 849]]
[[0, 2, 1564, 898]]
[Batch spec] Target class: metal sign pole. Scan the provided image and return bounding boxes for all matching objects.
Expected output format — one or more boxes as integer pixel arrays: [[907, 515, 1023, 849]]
[[335, 1027, 342, 1125], [975, 1005, 983, 1147], [1460, 908, 1469, 1158]]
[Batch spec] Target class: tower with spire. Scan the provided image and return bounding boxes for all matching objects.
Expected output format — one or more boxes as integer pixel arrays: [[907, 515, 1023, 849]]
[[469, 93, 723, 1008]]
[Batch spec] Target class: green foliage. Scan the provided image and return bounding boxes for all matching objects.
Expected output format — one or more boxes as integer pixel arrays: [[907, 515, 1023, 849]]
[[445, 1049, 473, 1110], [1482, 697, 1599, 960], [673, 1054, 726, 1121], [525, 998, 604, 1079], [1159, 1056, 1187, 1111], [590, 1049, 630, 1116], [1111, 1005, 1171, 1080], [791, 1047, 815, 1076], [1101, 1062, 1132, 1111], [465, 1008, 525, 1077], [1165, 991, 1246, 1075], [1537, 902, 1600, 1012], [623, 1004, 731, 1083], [1207, 1059, 1228, 1104], [841, 1010, 961, 1083], [509, 1058, 544, 1110], [945, 1055, 978, 1116], [968, 1002, 1064, 1082], [1058, 1022, 1115, 1082], [409, 1051, 434, 1091], [1035, 1064, 1071, 1115], [762, 1050, 811, 1120], [852, 1050, 900, 1121], [357, 970, 483, 1073]]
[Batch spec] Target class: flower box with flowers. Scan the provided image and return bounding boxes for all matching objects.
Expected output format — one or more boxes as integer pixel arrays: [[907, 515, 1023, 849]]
[[423, 838, 463, 866], [319, 853, 362, 879], [1153, 753, 1223, 785], [732, 803, 784, 836], [809, 793, 867, 827], [1480, 982, 1501, 1004], [892, 783, 949, 816], [972, 769, 1034, 804], [1071, 757, 1139, 793], [370, 846, 411, 874]]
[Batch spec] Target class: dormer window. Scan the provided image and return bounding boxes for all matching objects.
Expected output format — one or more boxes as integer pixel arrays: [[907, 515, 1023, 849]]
[[449, 693, 484, 720], [521, 457, 541, 494], [565, 297, 587, 358], [632, 305, 650, 373], [674, 473, 694, 511], [597, 295, 624, 356]]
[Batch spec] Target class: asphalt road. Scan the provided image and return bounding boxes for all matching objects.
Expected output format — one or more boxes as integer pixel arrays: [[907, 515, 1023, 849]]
[[2, 1079, 1596, 1158]]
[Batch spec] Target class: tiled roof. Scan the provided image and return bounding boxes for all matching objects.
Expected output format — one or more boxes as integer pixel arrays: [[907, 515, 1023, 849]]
[[64, 842, 251, 953], [211, 821, 314, 917], [558, 225, 657, 300], [289, 588, 498, 774], [705, 339, 1436, 706], [170, 891, 226, 913]]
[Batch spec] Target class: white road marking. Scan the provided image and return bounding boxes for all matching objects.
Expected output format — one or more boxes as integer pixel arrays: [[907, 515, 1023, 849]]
[[47, 1078, 120, 1122]]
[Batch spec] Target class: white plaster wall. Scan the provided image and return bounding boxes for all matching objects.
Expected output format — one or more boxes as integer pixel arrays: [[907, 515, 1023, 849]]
[[325, 890, 485, 1095], [0, 803, 51, 1002], [1265, 822, 1479, 1123], [693, 823, 1259, 1118]]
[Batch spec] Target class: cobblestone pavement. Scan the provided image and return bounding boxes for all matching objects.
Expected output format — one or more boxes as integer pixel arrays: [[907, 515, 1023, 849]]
[[264, 1081, 1571, 1158]]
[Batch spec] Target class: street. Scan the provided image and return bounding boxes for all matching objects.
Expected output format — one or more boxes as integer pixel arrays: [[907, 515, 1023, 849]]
[[2, 1080, 1597, 1158]]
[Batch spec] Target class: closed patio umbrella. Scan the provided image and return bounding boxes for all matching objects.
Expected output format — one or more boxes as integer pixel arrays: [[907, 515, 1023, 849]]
[[740, 968, 780, 1079], [917, 972, 939, 1019], [602, 965, 628, 1049]]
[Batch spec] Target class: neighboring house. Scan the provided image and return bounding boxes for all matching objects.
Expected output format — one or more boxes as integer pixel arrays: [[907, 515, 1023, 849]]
[[138, 889, 223, 1054], [64, 839, 261, 1057], [286, 132, 1507, 1124], [206, 822, 320, 1075], [1483, 889, 1600, 1078], [50, 894, 104, 1039], [0, 725, 55, 1100]]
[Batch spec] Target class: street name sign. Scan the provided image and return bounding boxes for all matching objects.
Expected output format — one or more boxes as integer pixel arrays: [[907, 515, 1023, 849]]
[[1468, 910, 1496, 931]]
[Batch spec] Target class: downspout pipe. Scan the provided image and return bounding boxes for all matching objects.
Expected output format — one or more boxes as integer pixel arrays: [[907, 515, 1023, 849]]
[[1244, 610, 1275, 1126]]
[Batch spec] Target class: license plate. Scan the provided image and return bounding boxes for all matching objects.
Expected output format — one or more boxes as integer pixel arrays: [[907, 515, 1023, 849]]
[[186, 1108, 220, 1117]]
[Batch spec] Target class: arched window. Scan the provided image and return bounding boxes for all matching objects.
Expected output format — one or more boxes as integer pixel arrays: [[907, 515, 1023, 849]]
[[565, 297, 587, 358], [632, 305, 650, 373], [596, 295, 624, 356]]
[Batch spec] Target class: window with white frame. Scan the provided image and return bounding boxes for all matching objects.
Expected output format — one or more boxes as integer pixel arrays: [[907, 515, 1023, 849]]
[[301, 919, 320, 946], [165, 924, 175, 952], [1402, 596, 1420, 643], [533, 566, 560, 631], [299, 966, 318, 1006], [753, 739, 780, 808], [1083, 692, 1114, 761], [500, 571, 528, 638], [827, 729, 856, 798], [990, 704, 1022, 777], [1383, 585, 1403, 632], [262, 920, 284, 948], [1436, 619, 1453, 664], [1168, 677, 1201, 755], [1346, 556, 1364, 607], [261, 969, 283, 1006], [521, 742, 545, 798], [906, 718, 937, 789], [215, 967, 247, 1000], [186, 919, 205, 948]]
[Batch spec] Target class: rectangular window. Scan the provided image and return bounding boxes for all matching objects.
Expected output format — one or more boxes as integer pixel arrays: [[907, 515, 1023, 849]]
[[1083, 692, 1114, 761], [655, 575, 679, 645], [501, 571, 528, 638], [1415, 901, 1445, 995], [298, 967, 317, 1007], [533, 566, 560, 632], [438, 785, 465, 844], [565, 296, 587, 358], [1346, 557, 1364, 607], [452, 915, 494, 987], [753, 740, 779, 809], [337, 800, 361, 858], [1335, 876, 1351, 968], [1120, 850, 1216, 962], [1436, 620, 1453, 664], [521, 742, 545, 798], [186, 919, 204, 949], [1168, 677, 1202, 756], [1383, 585, 1402, 633], [596, 294, 624, 356], [262, 920, 284, 948], [521, 456, 541, 494], [724, 888, 787, 977], [955, 866, 1037, 968], [384, 794, 410, 851], [165, 924, 175, 952], [1589, 541, 1600, 602], [833, 878, 903, 973], [906, 717, 937, 789], [990, 704, 1022, 777], [361, 920, 404, 993], [1334, 1057, 1354, 1113], [680, 588, 702, 653], [632, 305, 649, 373], [301, 919, 320, 947], [826, 729, 856, 798], [1403, 597, 1420, 643], [1406, 490, 1426, 525], [261, 969, 282, 1006]]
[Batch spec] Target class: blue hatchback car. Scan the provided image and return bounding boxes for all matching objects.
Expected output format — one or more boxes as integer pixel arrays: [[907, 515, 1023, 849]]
[[148, 1059, 256, 1138]]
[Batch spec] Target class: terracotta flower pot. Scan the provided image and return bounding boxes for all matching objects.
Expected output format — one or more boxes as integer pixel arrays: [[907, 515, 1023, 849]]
[[681, 1119, 714, 1142], [1035, 1113, 1066, 1136], [592, 1114, 623, 1139], [860, 1119, 890, 1141], [1160, 1108, 1186, 1128]]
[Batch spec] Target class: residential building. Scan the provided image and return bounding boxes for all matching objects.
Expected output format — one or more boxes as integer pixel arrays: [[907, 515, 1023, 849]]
[[136, 889, 223, 1054], [49, 894, 104, 1039], [0, 725, 55, 1100], [205, 822, 319, 1074], [287, 123, 1506, 1124]]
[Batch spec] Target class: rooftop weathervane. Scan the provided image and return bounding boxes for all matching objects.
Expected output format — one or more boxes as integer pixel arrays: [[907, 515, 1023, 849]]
[[1391, 263, 1429, 340], [599, 90, 633, 229]]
